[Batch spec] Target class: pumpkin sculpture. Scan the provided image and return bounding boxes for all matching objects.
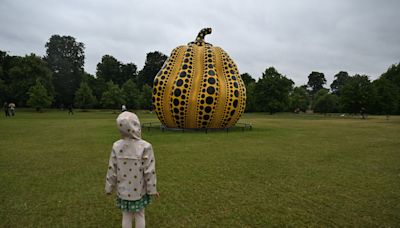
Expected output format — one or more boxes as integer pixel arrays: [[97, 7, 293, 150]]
[[152, 28, 246, 129]]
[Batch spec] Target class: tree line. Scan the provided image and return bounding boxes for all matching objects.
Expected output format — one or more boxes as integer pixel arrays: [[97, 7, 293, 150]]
[[0, 35, 167, 111], [1, 34, 399, 115], [243, 65, 400, 116]]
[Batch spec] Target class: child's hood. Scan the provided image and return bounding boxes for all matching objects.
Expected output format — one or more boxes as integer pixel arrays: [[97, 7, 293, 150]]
[[116, 111, 141, 140]]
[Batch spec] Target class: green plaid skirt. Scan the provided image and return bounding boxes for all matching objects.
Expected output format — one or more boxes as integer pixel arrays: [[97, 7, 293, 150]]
[[116, 194, 151, 212]]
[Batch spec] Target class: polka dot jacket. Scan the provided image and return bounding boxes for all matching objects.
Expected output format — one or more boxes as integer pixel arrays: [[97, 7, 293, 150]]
[[105, 112, 157, 200]]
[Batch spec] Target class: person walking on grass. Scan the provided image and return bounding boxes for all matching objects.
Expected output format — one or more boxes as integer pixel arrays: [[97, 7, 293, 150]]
[[3, 102, 10, 117], [68, 104, 74, 115], [8, 102, 16, 116], [105, 111, 159, 228]]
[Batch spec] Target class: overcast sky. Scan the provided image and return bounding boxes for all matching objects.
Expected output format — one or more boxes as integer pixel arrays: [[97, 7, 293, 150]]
[[1, 0, 399, 86]]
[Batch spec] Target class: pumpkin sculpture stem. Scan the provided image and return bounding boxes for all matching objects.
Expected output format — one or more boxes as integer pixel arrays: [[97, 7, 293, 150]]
[[194, 28, 212, 46]]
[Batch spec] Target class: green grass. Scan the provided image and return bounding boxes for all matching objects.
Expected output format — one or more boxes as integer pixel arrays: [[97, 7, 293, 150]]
[[1, 110, 399, 227]]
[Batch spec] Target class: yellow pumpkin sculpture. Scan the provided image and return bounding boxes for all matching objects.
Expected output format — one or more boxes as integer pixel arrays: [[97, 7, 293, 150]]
[[152, 28, 246, 129]]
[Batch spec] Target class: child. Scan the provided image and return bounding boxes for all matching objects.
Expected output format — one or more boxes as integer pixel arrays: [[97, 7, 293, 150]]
[[105, 111, 159, 228]]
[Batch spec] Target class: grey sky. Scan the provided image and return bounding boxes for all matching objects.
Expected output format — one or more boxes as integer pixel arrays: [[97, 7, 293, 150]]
[[1, 0, 399, 86]]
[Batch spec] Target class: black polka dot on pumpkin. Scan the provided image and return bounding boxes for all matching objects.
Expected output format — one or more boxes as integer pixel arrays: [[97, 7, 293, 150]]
[[208, 77, 216, 84], [173, 99, 179, 106], [182, 64, 188, 70], [180, 101, 185, 105], [180, 72, 186, 77], [173, 108, 179, 114], [207, 87, 215, 95], [208, 64, 213, 68], [206, 97, 213, 104], [232, 76, 236, 80], [208, 70, 215, 76], [234, 90, 239, 97], [204, 115, 210, 120], [177, 79, 183, 86], [205, 106, 212, 113], [230, 110, 235, 116], [233, 100, 238, 108], [174, 89, 181, 97], [234, 82, 238, 88]]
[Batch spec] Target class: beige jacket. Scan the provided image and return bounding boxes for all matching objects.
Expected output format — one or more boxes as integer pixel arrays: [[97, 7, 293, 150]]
[[105, 112, 157, 200]]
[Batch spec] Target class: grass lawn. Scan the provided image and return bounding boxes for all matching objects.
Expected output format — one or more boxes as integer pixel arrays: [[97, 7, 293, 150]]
[[0, 110, 399, 227]]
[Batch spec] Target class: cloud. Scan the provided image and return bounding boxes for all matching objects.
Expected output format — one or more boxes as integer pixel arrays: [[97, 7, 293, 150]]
[[1, 0, 399, 86]]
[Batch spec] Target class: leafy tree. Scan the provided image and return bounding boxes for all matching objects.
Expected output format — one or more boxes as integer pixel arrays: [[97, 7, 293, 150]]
[[255, 67, 294, 113], [330, 71, 350, 96], [245, 81, 257, 112], [0, 78, 6, 105], [340, 74, 374, 114], [313, 89, 339, 114], [84, 73, 107, 105], [101, 81, 125, 109], [381, 63, 400, 88], [289, 86, 309, 112], [97, 55, 121, 83], [45, 35, 85, 106], [8, 54, 53, 106], [137, 51, 167, 87], [27, 79, 53, 112], [307, 71, 326, 95], [240, 73, 256, 87], [372, 78, 399, 117], [96, 55, 138, 86], [121, 63, 138, 84], [139, 84, 153, 110], [122, 79, 140, 110], [75, 81, 96, 109]]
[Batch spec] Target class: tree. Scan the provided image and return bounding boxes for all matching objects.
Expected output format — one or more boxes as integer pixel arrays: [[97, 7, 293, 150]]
[[330, 71, 350, 96], [245, 81, 257, 112], [96, 55, 138, 86], [313, 89, 339, 114], [307, 71, 326, 95], [137, 51, 167, 87], [45, 35, 85, 106], [27, 79, 53, 112], [8, 54, 53, 106], [289, 86, 309, 112], [75, 81, 96, 109], [240, 73, 256, 87], [340, 74, 374, 114], [122, 79, 140, 110], [381, 63, 400, 88], [121, 63, 138, 85], [139, 84, 153, 110], [255, 67, 294, 113], [101, 81, 125, 109], [96, 55, 121, 84], [372, 78, 399, 117], [84, 73, 107, 105]]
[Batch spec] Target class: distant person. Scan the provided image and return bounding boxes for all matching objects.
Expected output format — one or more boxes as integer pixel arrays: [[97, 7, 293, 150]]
[[360, 107, 366, 119], [3, 102, 10, 117], [8, 102, 16, 116], [105, 112, 159, 228], [122, 104, 127, 112], [68, 104, 74, 115]]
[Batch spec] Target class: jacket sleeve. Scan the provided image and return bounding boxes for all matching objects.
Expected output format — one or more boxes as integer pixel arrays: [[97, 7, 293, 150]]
[[105, 147, 117, 193], [143, 144, 157, 195]]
